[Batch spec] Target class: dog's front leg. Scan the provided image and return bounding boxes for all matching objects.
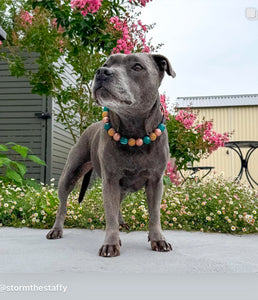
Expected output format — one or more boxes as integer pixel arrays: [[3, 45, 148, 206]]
[[146, 178, 172, 252], [99, 181, 121, 257]]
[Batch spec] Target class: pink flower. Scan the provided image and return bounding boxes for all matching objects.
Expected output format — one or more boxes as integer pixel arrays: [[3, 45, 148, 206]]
[[110, 16, 150, 54], [70, 0, 103, 16], [0, 41, 2, 46], [175, 110, 196, 129], [160, 94, 170, 120], [20, 10, 33, 26], [165, 160, 181, 185]]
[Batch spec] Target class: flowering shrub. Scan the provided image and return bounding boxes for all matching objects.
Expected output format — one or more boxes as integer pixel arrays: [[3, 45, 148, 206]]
[[0, 176, 257, 234], [163, 99, 230, 170]]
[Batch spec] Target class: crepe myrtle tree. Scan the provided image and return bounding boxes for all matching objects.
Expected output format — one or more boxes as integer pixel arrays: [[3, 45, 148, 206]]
[[160, 95, 231, 185], [0, 0, 161, 141]]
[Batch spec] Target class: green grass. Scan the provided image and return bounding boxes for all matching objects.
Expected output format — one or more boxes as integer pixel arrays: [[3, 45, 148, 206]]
[[0, 175, 257, 234]]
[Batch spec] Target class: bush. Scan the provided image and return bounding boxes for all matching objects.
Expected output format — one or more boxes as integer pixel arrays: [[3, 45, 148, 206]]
[[0, 176, 257, 234]]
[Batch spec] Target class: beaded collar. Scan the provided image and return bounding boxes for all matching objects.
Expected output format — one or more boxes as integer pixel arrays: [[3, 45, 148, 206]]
[[102, 107, 166, 147]]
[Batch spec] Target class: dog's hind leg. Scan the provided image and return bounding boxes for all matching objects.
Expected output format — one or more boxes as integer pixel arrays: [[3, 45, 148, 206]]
[[46, 130, 93, 240], [118, 191, 130, 231]]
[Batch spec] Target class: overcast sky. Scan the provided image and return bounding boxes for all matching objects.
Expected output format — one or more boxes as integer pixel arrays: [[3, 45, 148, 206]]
[[140, 0, 258, 104]]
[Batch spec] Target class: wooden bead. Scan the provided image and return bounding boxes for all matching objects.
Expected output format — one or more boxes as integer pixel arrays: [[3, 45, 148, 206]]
[[154, 128, 162, 136], [102, 117, 109, 123], [108, 128, 115, 136], [113, 133, 121, 141], [136, 138, 143, 146], [128, 138, 136, 146], [150, 133, 157, 141], [102, 111, 108, 118]]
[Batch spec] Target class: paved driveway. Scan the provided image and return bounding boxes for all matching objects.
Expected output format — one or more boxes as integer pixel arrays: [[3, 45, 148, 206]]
[[0, 227, 258, 273]]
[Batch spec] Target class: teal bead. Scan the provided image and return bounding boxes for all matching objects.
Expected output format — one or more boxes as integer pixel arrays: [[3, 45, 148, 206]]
[[143, 136, 151, 145], [158, 123, 166, 132], [104, 123, 111, 130], [120, 137, 128, 145], [103, 107, 109, 112]]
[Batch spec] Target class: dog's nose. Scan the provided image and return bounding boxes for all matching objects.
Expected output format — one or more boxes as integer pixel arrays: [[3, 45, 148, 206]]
[[96, 67, 113, 81]]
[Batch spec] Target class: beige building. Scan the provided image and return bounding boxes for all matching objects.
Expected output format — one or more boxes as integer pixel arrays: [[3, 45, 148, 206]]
[[176, 94, 258, 186]]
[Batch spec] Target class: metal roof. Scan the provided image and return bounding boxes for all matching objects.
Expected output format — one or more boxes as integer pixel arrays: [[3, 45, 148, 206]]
[[176, 94, 258, 108]]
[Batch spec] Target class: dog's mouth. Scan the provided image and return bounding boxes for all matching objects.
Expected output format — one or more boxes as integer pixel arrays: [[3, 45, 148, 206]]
[[94, 87, 132, 106]]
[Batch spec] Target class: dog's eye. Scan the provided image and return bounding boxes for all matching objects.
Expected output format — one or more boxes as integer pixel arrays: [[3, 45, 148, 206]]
[[132, 64, 143, 71]]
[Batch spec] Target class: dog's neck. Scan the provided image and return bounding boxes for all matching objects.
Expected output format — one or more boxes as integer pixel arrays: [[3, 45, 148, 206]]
[[109, 97, 163, 138]]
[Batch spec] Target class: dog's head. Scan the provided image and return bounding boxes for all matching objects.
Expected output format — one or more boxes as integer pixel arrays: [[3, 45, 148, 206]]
[[93, 53, 176, 116]]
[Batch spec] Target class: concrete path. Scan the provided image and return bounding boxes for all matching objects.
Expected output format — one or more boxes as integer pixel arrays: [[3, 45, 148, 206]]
[[0, 227, 258, 273]]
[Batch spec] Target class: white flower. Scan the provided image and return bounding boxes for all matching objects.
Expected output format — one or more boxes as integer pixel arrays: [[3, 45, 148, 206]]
[[32, 217, 36, 222], [22, 220, 26, 224], [4, 203, 8, 208], [231, 226, 236, 231], [19, 207, 23, 212], [217, 210, 222, 215], [172, 217, 177, 222]]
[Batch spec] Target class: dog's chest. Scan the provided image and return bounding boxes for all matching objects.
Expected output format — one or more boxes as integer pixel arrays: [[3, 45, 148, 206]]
[[100, 140, 168, 192]]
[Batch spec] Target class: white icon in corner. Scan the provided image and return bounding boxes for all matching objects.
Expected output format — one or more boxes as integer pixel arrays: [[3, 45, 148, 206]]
[[245, 7, 258, 20]]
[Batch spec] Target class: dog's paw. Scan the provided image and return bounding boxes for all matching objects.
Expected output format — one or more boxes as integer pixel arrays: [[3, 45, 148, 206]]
[[46, 228, 63, 239], [150, 240, 172, 252], [119, 223, 130, 231], [98, 243, 121, 257]]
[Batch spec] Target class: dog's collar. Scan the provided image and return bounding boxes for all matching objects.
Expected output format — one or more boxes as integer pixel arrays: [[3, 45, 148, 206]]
[[101, 107, 166, 146]]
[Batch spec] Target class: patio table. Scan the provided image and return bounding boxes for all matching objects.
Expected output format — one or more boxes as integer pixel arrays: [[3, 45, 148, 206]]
[[225, 141, 258, 188], [180, 166, 214, 182]]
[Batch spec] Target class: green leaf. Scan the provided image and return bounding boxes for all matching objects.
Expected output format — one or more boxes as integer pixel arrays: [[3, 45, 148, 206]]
[[28, 155, 46, 166], [5, 168, 23, 183], [0, 156, 11, 167], [0, 144, 9, 152], [163, 175, 172, 186], [10, 161, 27, 177], [11, 145, 29, 158]]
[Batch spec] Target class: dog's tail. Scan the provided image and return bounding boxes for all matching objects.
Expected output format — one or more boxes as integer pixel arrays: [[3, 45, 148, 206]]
[[78, 169, 93, 204]]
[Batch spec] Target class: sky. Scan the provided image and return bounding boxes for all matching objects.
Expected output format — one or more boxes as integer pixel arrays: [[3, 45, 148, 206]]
[[140, 0, 258, 104]]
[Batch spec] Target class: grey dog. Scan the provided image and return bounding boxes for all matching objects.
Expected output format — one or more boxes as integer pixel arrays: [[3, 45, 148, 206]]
[[46, 53, 176, 257]]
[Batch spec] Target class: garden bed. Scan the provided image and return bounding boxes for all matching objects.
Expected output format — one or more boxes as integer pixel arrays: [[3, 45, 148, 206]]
[[0, 175, 257, 234]]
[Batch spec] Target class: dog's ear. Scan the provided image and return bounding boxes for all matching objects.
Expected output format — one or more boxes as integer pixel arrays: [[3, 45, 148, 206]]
[[152, 54, 176, 78]]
